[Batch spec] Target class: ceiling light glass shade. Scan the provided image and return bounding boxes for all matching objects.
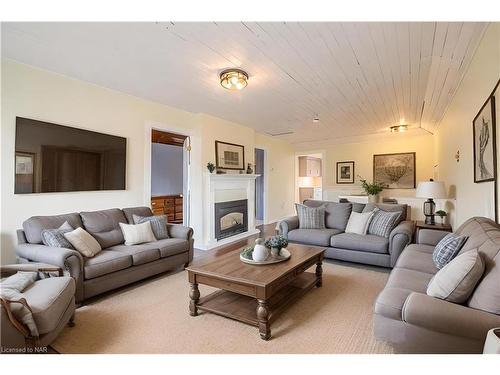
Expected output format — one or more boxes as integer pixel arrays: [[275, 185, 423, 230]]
[[416, 181, 447, 199], [220, 69, 248, 90], [390, 125, 408, 133]]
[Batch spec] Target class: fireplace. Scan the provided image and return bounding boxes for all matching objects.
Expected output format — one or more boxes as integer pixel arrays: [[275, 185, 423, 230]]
[[214, 199, 248, 240]]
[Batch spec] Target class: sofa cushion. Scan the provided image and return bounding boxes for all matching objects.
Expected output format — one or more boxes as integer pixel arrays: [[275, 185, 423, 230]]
[[80, 209, 127, 248], [122, 206, 153, 224], [22, 276, 76, 335], [432, 233, 469, 269], [363, 203, 408, 225], [330, 233, 389, 254], [133, 214, 169, 239], [41, 221, 74, 249], [303, 200, 353, 231], [296, 203, 326, 229], [427, 249, 484, 303], [345, 211, 375, 235], [288, 228, 341, 247], [367, 209, 401, 238], [153, 238, 189, 258], [64, 227, 102, 257], [84, 250, 132, 279], [385, 268, 433, 293], [119, 222, 157, 246], [395, 245, 438, 275], [106, 243, 161, 266], [23, 213, 83, 244]]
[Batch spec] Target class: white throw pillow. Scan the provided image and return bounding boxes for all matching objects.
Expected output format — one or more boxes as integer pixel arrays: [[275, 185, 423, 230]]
[[119, 221, 157, 246], [64, 227, 102, 257], [426, 249, 484, 303], [345, 211, 375, 235]]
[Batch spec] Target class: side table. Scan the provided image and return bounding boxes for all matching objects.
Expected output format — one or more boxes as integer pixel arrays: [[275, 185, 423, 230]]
[[414, 220, 452, 243]]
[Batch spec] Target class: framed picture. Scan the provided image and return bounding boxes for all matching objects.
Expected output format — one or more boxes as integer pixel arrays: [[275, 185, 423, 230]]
[[373, 152, 416, 189], [15, 151, 36, 194], [215, 141, 245, 170], [336, 161, 355, 184], [473, 94, 497, 183]]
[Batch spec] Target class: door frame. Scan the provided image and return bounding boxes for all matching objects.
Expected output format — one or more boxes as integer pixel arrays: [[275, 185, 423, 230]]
[[253, 146, 269, 224], [144, 121, 194, 227]]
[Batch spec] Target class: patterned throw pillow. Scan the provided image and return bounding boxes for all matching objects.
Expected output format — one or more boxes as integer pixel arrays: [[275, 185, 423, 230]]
[[41, 221, 75, 249], [432, 233, 469, 269], [367, 209, 401, 238], [133, 214, 169, 239], [295, 203, 326, 229]]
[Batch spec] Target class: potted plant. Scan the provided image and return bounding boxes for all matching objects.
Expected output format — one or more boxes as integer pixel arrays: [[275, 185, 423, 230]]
[[207, 162, 216, 173], [435, 210, 447, 225], [358, 175, 386, 203], [264, 235, 288, 257]]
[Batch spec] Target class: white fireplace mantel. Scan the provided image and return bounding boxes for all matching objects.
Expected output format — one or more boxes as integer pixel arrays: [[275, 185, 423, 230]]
[[197, 173, 261, 250]]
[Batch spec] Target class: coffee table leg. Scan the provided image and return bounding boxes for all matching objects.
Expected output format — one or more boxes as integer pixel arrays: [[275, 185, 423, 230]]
[[315, 259, 323, 287], [257, 299, 271, 340], [189, 283, 200, 316]]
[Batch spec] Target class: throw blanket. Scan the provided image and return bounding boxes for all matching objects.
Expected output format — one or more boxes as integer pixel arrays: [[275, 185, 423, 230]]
[[0, 272, 39, 336]]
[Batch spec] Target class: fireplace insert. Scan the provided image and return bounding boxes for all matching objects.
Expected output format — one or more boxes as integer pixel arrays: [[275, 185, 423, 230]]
[[214, 199, 248, 240]]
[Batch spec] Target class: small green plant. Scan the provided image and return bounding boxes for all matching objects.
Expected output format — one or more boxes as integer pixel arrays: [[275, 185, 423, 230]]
[[435, 210, 447, 217], [264, 235, 288, 250], [358, 175, 386, 195], [207, 162, 216, 173], [240, 246, 254, 260]]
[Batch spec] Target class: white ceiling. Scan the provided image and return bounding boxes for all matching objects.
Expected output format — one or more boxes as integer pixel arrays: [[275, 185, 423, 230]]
[[1, 22, 488, 144]]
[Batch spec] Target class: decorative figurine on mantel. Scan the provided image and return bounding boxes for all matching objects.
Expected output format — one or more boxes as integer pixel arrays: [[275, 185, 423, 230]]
[[246, 163, 253, 174]]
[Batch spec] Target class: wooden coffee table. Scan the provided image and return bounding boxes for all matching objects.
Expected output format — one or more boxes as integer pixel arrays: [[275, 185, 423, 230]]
[[186, 244, 325, 340]]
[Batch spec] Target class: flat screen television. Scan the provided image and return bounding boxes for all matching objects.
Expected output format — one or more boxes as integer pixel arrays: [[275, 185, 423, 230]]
[[15, 117, 126, 194]]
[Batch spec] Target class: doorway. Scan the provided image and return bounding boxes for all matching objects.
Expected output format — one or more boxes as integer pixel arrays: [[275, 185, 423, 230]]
[[151, 129, 190, 226], [255, 148, 265, 225]]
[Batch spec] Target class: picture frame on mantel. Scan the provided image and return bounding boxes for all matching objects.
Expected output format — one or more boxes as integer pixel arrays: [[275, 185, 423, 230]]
[[215, 140, 245, 170], [336, 161, 355, 184]]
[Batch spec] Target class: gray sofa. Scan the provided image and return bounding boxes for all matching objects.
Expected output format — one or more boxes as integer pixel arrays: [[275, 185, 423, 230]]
[[277, 200, 414, 268], [15, 207, 194, 303], [374, 217, 500, 353]]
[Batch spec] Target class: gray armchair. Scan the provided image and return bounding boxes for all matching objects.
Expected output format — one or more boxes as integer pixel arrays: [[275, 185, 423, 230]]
[[0, 263, 76, 352]]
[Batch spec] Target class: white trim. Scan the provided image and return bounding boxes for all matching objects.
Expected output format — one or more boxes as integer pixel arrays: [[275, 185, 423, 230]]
[[253, 146, 269, 225], [144, 121, 193, 226]]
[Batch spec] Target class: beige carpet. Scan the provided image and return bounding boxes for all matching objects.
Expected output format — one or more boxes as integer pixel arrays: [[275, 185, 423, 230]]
[[52, 262, 393, 354]]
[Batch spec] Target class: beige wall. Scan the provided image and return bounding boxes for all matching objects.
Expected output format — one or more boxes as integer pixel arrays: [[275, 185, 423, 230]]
[[255, 133, 296, 223], [0, 60, 295, 263], [436, 23, 500, 228]]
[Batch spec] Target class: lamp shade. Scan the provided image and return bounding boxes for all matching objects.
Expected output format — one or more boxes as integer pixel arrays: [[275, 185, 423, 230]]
[[416, 181, 447, 199]]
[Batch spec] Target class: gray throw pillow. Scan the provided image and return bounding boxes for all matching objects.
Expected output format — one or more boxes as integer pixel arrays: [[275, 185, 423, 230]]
[[432, 233, 469, 269], [133, 214, 169, 239], [367, 209, 401, 238], [41, 221, 74, 249], [295, 203, 326, 229]]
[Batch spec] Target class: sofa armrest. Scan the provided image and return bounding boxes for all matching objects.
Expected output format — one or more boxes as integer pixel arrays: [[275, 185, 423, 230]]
[[16, 244, 84, 302], [167, 224, 193, 241], [167, 224, 194, 263], [403, 292, 500, 342], [0, 263, 63, 278], [388, 220, 415, 267], [417, 229, 449, 246], [276, 216, 299, 237]]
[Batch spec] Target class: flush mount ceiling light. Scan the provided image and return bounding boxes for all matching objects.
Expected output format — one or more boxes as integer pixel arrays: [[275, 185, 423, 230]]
[[312, 116, 320, 123], [219, 68, 248, 90], [390, 124, 408, 133]]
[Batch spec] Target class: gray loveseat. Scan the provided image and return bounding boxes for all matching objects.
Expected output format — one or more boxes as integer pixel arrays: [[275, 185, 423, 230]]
[[277, 200, 414, 268], [374, 217, 500, 353], [15, 207, 194, 303]]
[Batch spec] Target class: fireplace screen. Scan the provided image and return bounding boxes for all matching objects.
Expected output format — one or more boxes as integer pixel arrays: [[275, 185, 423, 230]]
[[215, 199, 248, 240]]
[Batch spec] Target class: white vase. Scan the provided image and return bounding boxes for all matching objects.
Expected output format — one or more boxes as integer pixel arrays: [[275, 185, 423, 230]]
[[252, 240, 269, 262], [368, 194, 379, 203]]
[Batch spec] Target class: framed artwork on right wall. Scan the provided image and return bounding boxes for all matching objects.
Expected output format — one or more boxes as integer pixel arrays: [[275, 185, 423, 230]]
[[473, 92, 497, 183]]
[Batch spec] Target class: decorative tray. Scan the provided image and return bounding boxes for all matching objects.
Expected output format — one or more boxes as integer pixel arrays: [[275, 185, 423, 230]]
[[240, 248, 291, 265]]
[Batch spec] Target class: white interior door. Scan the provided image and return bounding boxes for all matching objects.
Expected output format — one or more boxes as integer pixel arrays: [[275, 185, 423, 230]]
[[183, 136, 191, 227]]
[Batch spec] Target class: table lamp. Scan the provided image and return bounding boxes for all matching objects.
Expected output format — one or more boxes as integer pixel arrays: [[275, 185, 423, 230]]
[[416, 179, 447, 225]]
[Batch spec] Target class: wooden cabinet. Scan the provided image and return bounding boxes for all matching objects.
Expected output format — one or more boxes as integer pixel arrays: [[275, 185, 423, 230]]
[[298, 156, 322, 177], [151, 194, 183, 224]]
